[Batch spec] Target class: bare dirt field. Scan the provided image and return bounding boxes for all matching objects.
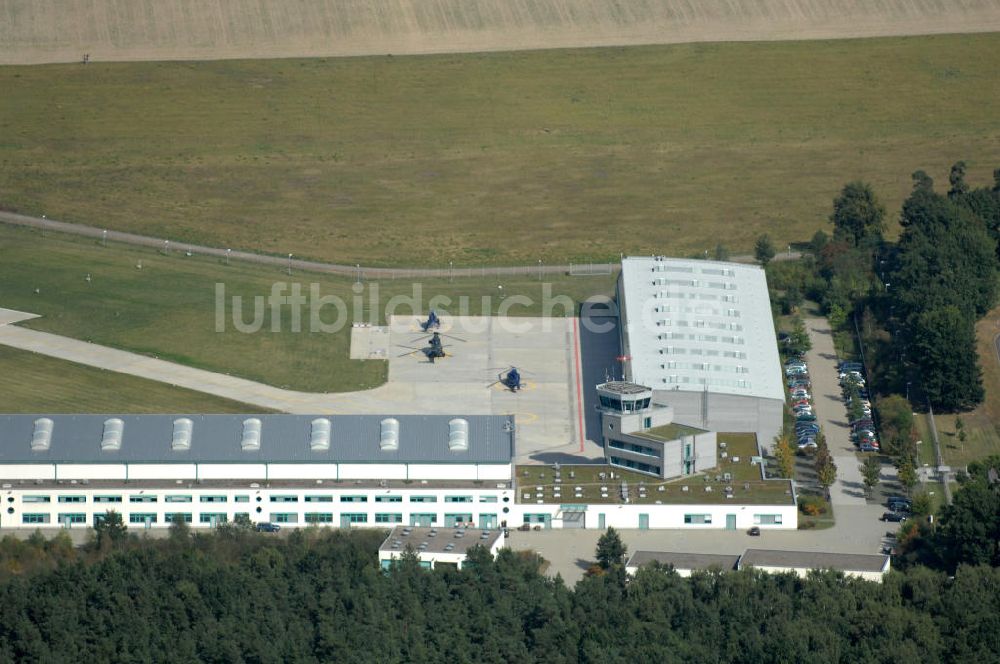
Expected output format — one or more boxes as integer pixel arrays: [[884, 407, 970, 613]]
[[3, 0, 1000, 65]]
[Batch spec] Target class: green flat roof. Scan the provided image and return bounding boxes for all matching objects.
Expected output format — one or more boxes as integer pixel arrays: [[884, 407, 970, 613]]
[[632, 422, 706, 442]]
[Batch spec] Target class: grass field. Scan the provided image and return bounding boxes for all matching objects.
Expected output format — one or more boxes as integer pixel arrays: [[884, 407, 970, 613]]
[[0, 346, 263, 413], [0, 224, 614, 392], [2, 34, 1000, 265]]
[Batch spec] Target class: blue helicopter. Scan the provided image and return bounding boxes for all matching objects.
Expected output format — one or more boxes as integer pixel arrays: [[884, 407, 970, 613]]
[[488, 366, 526, 392], [398, 330, 465, 364], [420, 310, 441, 333]]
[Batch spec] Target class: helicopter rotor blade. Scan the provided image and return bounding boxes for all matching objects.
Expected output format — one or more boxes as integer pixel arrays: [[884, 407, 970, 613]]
[[437, 333, 467, 342]]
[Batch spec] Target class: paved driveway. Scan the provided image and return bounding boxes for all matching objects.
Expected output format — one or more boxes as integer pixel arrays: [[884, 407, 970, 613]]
[[802, 317, 869, 506]]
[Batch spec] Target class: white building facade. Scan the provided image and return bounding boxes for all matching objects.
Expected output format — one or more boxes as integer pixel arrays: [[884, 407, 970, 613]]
[[617, 257, 785, 447]]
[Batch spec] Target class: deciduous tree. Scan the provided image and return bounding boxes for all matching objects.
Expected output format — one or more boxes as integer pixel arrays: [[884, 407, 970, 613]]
[[830, 181, 885, 247], [861, 457, 881, 498]]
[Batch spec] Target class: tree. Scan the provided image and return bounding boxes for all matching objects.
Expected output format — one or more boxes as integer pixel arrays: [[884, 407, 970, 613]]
[[955, 416, 967, 445], [830, 181, 885, 247], [901, 305, 984, 411], [773, 434, 795, 479], [815, 448, 837, 498], [948, 160, 968, 199], [808, 230, 829, 255], [933, 471, 1000, 570], [897, 458, 918, 497], [861, 457, 881, 498], [911, 169, 934, 193], [755, 234, 775, 267], [93, 510, 127, 547], [713, 243, 730, 261], [595, 527, 627, 570], [893, 189, 997, 318], [786, 316, 811, 355], [168, 516, 192, 543]]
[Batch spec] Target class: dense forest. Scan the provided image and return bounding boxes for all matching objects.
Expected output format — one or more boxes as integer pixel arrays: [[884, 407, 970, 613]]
[[0, 518, 998, 664]]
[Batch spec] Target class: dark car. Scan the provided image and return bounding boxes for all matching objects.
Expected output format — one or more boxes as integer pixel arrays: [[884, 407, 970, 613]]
[[888, 498, 912, 513], [256, 522, 281, 533], [748, 526, 761, 536], [880, 512, 907, 523]]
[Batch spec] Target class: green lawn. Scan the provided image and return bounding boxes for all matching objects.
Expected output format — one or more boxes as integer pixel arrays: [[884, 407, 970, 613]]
[[0, 346, 263, 413], [2, 34, 1000, 265], [0, 224, 613, 392]]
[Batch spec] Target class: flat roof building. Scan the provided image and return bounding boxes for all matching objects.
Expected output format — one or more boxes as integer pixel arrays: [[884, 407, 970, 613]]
[[738, 549, 891, 582], [617, 256, 784, 447], [378, 526, 505, 570], [628, 549, 891, 582], [626, 550, 741, 576]]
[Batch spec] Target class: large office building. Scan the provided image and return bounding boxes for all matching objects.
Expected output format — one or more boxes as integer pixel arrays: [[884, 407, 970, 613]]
[[617, 257, 784, 446], [0, 413, 796, 532]]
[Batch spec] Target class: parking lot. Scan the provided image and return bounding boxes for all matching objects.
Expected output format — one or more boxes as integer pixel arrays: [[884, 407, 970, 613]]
[[801, 317, 894, 515]]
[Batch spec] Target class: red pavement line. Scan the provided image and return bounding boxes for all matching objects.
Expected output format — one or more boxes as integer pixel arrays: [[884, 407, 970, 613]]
[[572, 317, 585, 453]]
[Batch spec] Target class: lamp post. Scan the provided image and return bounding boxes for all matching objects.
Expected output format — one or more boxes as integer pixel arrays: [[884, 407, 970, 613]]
[[906, 381, 912, 402], [226, 248, 231, 266], [102, 229, 107, 247], [287, 254, 293, 276]]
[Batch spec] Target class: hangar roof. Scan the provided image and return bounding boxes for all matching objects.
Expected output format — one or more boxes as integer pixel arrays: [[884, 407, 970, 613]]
[[0, 414, 515, 465], [619, 257, 783, 401]]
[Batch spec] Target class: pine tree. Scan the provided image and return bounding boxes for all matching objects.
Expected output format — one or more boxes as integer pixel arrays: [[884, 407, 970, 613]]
[[595, 527, 627, 570]]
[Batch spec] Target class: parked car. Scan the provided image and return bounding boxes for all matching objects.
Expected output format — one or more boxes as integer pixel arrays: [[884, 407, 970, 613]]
[[888, 497, 912, 512], [797, 439, 818, 450], [838, 361, 863, 371], [859, 442, 879, 452], [256, 522, 281, 533], [881, 511, 907, 523], [747, 526, 761, 536], [796, 413, 817, 422]]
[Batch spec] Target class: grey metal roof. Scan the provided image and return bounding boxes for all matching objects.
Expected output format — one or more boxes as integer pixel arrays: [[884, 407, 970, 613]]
[[379, 526, 503, 555], [619, 256, 784, 401], [0, 414, 515, 465], [739, 549, 890, 573], [626, 550, 740, 572]]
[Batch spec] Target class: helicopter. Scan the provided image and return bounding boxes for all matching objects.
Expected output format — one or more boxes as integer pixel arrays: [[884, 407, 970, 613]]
[[398, 331, 465, 364], [419, 309, 441, 333], [488, 366, 527, 392]]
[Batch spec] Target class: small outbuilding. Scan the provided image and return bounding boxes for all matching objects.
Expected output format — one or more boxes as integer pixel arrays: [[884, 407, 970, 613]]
[[626, 550, 740, 577], [738, 549, 891, 582], [378, 526, 505, 571]]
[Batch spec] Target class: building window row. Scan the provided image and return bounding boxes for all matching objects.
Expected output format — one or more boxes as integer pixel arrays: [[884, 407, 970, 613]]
[[609, 455, 661, 476], [607, 439, 659, 458]]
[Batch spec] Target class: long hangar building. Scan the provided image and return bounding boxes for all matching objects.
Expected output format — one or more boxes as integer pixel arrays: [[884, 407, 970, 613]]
[[616, 257, 784, 447]]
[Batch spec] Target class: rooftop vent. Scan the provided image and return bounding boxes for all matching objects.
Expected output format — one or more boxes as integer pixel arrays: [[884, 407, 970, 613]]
[[101, 418, 124, 451], [379, 418, 399, 451], [30, 418, 53, 451], [171, 418, 193, 451], [310, 418, 331, 451], [241, 418, 262, 451], [448, 418, 469, 452]]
